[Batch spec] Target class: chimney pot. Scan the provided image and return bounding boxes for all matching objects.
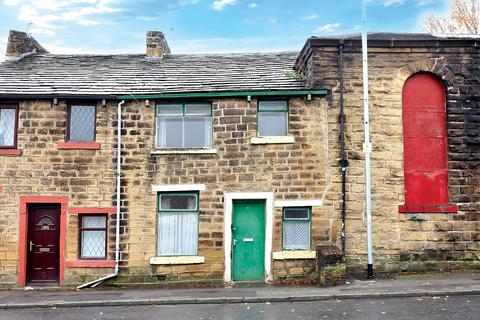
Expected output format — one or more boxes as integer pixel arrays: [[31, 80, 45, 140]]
[[146, 31, 170, 58]]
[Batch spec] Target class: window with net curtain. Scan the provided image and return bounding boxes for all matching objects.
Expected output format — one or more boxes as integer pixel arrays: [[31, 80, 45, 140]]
[[156, 104, 212, 148], [157, 193, 199, 256], [69, 105, 96, 141], [257, 101, 288, 136], [282, 207, 311, 250], [0, 106, 17, 148], [79, 215, 107, 259]]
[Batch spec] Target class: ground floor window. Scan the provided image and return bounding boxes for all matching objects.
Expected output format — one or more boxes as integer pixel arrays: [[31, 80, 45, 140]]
[[79, 215, 107, 259], [157, 192, 199, 255], [282, 207, 311, 250]]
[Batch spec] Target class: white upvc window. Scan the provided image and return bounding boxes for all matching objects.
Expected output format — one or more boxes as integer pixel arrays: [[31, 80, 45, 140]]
[[155, 104, 212, 148], [282, 207, 311, 250], [157, 192, 199, 256]]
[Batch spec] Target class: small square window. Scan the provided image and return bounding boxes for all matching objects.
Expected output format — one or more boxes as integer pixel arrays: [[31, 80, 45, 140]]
[[282, 207, 311, 250], [68, 105, 96, 141], [258, 101, 288, 137], [0, 105, 18, 148], [79, 215, 107, 259], [157, 192, 199, 256], [156, 104, 212, 148]]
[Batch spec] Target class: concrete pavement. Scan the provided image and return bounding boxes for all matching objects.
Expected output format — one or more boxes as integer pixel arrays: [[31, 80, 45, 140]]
[[0, 272, 479, 310]]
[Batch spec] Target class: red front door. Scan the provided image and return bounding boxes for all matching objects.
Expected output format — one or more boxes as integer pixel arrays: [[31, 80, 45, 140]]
[[27, 204, 60, 284]]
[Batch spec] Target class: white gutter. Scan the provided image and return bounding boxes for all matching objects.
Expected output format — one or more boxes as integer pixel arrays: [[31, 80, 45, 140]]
[[77, 100, 125, 289], [361, 1, 374, 279]]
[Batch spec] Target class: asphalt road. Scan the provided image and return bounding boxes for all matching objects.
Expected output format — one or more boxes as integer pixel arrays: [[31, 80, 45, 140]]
[[1, 294, 479, 320]]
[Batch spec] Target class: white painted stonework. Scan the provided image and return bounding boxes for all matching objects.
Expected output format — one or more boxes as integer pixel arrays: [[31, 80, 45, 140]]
[[149, 256, 205, 265], [272, 250, 316, 260], [151, 184, 206, 193], [223, 192, 274, 283], [274, 200, 323, 207], [250, 136, 295, 144]]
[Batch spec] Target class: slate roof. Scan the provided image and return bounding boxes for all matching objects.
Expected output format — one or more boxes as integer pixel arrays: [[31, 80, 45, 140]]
[[0, 52, 306, 97]]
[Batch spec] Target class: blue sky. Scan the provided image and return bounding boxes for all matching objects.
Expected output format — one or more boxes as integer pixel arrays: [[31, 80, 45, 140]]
[[0, 0, 448, 58]]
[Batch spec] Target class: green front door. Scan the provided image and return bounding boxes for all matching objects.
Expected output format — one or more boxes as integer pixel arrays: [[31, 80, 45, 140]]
[[232, 200, 265, 281]]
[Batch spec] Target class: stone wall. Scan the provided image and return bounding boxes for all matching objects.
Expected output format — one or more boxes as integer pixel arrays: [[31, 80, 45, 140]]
[[297, 40, 480, 277], [0, 96, 340, 286], [0, 100, 119, 286], [117, 97, 339, 282]]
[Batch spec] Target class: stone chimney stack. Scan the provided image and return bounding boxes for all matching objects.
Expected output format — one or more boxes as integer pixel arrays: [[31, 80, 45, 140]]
[[5, 30, 49, 61], [146, 31, 170, 58]]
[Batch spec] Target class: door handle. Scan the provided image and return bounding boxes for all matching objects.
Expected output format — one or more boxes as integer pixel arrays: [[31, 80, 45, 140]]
[[29, 241, 34, 252], [233, 239, 237, 246]]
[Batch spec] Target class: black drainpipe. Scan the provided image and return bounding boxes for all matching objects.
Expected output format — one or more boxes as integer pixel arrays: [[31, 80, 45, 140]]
[[338, 40, 349, 255]]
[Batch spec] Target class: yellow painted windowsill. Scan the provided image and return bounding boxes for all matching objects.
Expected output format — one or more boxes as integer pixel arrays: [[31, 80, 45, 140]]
[[149, 256, 205, 265], [272, 250, 316, 260]]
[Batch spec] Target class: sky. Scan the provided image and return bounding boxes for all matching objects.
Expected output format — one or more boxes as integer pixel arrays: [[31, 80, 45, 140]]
[[0, 0, 449, 58]]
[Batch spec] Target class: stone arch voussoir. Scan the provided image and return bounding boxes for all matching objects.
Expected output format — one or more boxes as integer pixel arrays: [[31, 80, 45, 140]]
[[394, 58, 456, 91]]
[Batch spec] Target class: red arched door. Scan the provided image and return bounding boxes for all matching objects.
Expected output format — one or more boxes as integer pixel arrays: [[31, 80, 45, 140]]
[[399, 72, 457, 213]]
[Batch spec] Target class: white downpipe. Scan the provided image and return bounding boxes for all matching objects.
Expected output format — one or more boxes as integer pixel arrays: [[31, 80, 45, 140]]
[[362, 1, 374, 278], [77, 100, 125, 289], [114, 100, 124, 276]]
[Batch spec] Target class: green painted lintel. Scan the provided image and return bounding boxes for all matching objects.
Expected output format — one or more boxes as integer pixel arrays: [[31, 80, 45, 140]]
[[117, 90, 328, 100]]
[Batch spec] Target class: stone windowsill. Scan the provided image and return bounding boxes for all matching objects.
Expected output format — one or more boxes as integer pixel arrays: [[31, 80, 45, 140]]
[[150, 256, 205, 265], [250, 136, 295, 145], [273, 250, 316, 260], [398, 203, 458, 213], [151, 149, 217, 155], [0, 149, 22, 156], [66, 260, 115, 268]]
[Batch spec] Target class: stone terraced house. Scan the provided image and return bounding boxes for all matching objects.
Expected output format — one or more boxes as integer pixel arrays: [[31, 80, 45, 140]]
[[0, 30, 478, 287]]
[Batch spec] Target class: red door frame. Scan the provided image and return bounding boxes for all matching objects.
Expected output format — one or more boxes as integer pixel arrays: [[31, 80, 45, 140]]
[[18, 196, 68, 286]]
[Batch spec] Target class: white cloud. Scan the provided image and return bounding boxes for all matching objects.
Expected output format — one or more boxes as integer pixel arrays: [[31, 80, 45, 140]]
[[173, 36, 300, 54], [137, 15, 157, 21], [3, 0, 22, 6], [383, 0, 404, 6], [315, 23, 342, 33], [416, 0, 433, 5], [12, 0, 121, 30], [29, 27, 55, 37], [248, 3, 257, 8], [365, 0, 405, 6], [211, 0, 238, 11], [300, 14, 317, 21]]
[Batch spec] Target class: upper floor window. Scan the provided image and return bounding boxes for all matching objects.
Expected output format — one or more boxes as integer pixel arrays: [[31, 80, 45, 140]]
[[156, 104, 212, 148], [258, 100, 288, 136], [0, 105, 18, 149], [68, 104, 96, 142]]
